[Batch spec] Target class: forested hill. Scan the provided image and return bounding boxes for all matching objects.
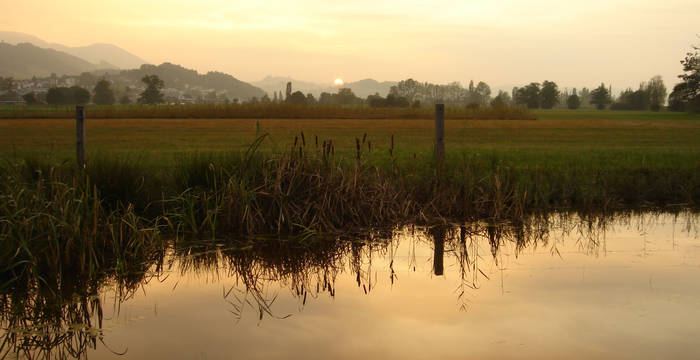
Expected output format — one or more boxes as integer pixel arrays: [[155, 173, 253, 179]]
[[0, 42, 104, 78], [121, 63, 266, 100]]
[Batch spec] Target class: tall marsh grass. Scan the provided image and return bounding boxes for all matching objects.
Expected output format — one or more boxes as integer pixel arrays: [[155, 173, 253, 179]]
[[0, 133, 697, 305]]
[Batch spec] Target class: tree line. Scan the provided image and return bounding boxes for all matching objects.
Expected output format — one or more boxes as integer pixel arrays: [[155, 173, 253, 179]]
[[2, 42, 697, 112]]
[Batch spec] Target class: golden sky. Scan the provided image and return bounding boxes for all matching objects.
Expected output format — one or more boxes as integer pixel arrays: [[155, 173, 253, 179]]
[[1, 0, 698, 89]]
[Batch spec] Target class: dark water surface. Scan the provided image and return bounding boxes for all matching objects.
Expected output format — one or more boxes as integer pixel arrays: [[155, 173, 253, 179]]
[[3, 213, 700, 359]]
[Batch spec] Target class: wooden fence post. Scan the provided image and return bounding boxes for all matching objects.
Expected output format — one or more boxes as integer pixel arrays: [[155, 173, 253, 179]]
[[434, 104, 445, 163], [431, 226, 446, 276], [76, 106, 85, 167]]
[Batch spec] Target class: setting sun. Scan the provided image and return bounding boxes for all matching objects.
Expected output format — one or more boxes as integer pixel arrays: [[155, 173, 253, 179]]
[[334, 78, 344, 86]]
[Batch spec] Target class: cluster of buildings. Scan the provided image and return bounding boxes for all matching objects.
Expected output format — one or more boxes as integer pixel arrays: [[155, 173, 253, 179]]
[[0, 73, 234, 105]]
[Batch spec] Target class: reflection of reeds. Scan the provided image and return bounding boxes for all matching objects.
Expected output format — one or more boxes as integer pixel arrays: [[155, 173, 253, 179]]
[[1, 212, 697, 358]]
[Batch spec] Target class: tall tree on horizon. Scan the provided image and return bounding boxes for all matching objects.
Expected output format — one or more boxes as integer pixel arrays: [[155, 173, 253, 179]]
[[139, 75, 165, 105], [540, 80, 560, 109], [590, 83, 612, 110], [93, 79, 116, 105]]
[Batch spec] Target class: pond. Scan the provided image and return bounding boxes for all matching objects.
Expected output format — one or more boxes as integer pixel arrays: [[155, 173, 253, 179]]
[[2, 212, 699, 359]]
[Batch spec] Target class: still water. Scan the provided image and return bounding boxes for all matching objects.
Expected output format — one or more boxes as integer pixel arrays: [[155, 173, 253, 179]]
[[3, 213, 700, 359]]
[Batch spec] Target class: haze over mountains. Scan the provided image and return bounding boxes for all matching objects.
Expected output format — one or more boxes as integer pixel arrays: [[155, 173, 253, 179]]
[[0, 31, 400, 99], [0, 31, 146, 69], [0, 42, 105, 79], [253, 76, 397, 98]]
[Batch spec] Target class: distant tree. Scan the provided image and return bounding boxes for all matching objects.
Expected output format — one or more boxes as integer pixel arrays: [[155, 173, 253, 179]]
[[385, 93, 409, 107], [72, 86, 90, 105], [286, 91, 307, 105], [474, 81, 491, 106], [540, 80, 560, 109], [248, 96, 260, 105], [272, 92, 278, 103], [138, 75, 165, 105], [22, 92, 40, 105], [319, 92, 334, 105], [119, 95, 132, 105], [305, 93, 317, 105], [566, 89, 581, 110], [668, 43, 699, 112], [515, 83, 541, 109], [579, 88, 591, 108], [45, 86, 89, 105], [590, 83, 612, 110], [367, 93, 386, 107], [261, 94, 271, 104], [611, 86, 649, 110], [411, 99, 421, 108], [646, 75, 666, 111], [490, 90, 512, 107], [93, 79, 115, 105], [336, 88, 359, 105], [46, 87, 68, 105]]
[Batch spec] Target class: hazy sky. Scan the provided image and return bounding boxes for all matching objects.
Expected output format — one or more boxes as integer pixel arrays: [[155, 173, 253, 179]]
[[1, 0, 698, 90]]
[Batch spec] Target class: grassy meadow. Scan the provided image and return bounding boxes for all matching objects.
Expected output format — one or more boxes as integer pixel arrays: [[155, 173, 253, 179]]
[[1, 109, 698, 163]]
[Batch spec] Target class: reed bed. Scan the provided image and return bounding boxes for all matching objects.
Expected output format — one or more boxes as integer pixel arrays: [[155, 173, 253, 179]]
[[2, 134, 697, 241], [0, 103, 533, 120]]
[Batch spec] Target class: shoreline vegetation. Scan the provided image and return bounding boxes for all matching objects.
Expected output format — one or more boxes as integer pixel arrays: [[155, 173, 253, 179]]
[[1, 134, 698, 279]]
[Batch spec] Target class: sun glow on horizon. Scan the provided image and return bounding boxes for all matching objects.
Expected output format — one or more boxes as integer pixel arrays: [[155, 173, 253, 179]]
[[334, 78, 344, 86]]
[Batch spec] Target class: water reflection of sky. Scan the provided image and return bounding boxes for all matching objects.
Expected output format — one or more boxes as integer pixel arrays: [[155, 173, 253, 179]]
[[84, 214, 700, 359]]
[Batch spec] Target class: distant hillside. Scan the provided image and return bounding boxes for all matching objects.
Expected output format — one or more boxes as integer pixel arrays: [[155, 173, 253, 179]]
[[345, 79, 397, 98], [122, 63, 266, 100], [0, 31, 147, 69], [253, 76, 397, 98], [0, 42, 101, 78]]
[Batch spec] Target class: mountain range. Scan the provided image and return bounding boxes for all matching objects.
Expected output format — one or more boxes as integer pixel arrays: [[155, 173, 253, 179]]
[[0, 31, 397, 99], [0, 31, 146, 69], [0, 42, 107, 79]]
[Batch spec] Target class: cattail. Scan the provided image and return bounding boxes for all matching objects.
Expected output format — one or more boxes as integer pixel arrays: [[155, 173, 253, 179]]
[[390, 134, 394, 157], [356, 138, 361, 160], [300, 132, 306, 147]]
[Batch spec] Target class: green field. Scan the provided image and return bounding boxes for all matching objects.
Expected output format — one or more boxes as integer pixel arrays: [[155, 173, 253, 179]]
[[1, 110, 699, 165]]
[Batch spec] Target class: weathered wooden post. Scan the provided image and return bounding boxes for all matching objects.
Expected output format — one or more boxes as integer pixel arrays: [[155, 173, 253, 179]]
[[431, 226, 446, 276], [434, 104, 445, 163], [76, 105, 85, 167]]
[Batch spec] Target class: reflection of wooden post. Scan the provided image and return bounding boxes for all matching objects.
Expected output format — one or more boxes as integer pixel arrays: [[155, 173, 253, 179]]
[[76, 106, 85, 167], [434, 104, 445, 163], [431, 226, 446, 276]]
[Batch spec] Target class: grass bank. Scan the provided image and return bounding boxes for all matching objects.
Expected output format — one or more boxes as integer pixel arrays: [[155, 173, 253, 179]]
[[2, 137, 697, 238]]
